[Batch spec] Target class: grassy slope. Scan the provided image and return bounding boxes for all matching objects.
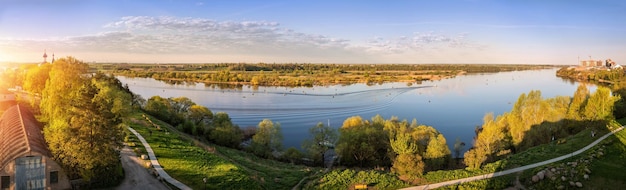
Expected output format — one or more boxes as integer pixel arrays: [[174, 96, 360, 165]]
[[434, 120, 626, 189], [585, 118, 626, 189], [125, 111, 314, 190], [422, 127, 608, 184]]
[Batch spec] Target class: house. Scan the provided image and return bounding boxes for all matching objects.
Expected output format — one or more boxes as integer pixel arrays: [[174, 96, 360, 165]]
[[0, 105, 71, 190]]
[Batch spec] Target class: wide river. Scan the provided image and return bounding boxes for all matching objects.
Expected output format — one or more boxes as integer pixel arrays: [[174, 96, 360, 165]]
[[117, 68, 596, 153]]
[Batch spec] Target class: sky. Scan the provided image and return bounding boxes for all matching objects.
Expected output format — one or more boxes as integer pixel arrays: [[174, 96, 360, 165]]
[[1, 0, 625, 64]]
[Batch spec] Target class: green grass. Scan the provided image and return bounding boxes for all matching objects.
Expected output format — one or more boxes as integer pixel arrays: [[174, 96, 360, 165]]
[[421, 127, 608, 185], [585, 125, 626, 189], [125, 112, 259, 190], [303, 169, 409, 190], [215, 146, 315, 189], [125, 111, 315, 190]]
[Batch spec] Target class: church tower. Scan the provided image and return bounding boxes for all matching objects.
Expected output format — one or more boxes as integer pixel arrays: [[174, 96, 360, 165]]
[[43, 50, 48, 63], [51, 53, 55, 64]]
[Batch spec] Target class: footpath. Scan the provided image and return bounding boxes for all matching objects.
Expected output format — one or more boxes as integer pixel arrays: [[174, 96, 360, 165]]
[[401, 126, 625, 190], [127, 127, 193, 190]]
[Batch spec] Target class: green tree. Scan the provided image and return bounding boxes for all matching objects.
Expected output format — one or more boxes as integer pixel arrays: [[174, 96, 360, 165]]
[[302, 122, 338, 166], [583, 86, 619, 120], [209, 121, 243, 148], [567, 84, 589, 120], [424, 134, 451, 171], [23, 63, 51, 95], [391, 153, 425, 178], [336, 116, 388, 167], [250, 119, 283, 158], [463, 148, 487, 170], [42, 57, 128, 182], [187, 104, 213, 132]]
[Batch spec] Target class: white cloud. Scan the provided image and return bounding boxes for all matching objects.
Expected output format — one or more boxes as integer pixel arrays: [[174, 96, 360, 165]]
[[362, 32, 485, 54], [1, 16, 487, 63]]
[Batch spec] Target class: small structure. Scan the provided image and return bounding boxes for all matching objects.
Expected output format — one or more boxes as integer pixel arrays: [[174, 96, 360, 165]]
[[0, 89, 14, 102], [0, 105, 71, 190], [42, 50, 47, 64]]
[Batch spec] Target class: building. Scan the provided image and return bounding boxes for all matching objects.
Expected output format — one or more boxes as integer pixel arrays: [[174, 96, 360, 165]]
[[0, 105, 71, 190], [580, 60, 603, 67]]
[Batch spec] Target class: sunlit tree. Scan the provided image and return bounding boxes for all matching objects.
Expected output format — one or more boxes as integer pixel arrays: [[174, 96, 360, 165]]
[[250, 119, 283, 158]]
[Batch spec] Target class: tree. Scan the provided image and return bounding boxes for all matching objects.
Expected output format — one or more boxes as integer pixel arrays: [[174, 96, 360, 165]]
[[463, 148, 487, 170], [250, 119, 283, 158], [144, 96, 174, 123], [567, 84, 589, 120], [390, 133, 418, 155], [170, 97, 195, 114], [23, 63, 51, 95], [336, 117, 389, 167], [187, 105, 213, 127], [302, 122, 338, 166], [424, 134, 451, 171], [583, 86, 619, 120], [391, 153, 425, 178], [41, 57, 128, 181]]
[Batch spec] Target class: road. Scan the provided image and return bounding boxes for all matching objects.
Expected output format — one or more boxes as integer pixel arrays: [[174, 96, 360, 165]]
[[401, 126, 624, 190], [116, 146, 169, 190]]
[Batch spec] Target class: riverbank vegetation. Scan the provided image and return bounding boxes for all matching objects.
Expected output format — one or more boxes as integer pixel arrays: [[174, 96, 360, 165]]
[[95, 63, 553, 87]]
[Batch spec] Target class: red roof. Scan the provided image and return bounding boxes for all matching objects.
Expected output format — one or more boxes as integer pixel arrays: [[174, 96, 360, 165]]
[[0, 105, 51, 168]]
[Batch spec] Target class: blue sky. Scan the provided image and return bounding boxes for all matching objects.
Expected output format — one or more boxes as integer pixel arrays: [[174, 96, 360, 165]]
[[1, 0, 625, 64]]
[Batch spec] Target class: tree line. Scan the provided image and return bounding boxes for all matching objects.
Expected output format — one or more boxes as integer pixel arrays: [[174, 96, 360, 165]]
[[99, 63, 553, 87], [464, 85, 620, 169]]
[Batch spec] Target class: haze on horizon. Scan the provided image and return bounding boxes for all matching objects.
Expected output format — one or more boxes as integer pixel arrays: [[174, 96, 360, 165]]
[[1, 0, 625, 64]]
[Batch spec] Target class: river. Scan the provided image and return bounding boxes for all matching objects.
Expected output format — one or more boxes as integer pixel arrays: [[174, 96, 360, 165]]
[[117, 68, 596, 153]]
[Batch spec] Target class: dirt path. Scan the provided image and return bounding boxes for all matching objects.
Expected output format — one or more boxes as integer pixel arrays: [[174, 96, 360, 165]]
[[116, 146, 169, 190]]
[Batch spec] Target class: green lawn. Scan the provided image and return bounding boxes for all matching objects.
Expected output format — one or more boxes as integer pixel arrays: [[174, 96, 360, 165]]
[[125, 113, 259, 189], [124, 111, 314, 189]]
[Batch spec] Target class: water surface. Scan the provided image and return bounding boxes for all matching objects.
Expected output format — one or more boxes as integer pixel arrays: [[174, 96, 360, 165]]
[[117, 68, 595, 153]]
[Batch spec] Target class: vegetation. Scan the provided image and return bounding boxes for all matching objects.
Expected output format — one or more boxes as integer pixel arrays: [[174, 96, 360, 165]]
[[34, 57, 129, 186], [301, 122, 338, 166], [96, 63, 553, 87], [249, 119, 284, 158], [124, 112, 259, 189], [335, 115, 451, 180], [143, 95, 245, 149], [463, 85, 618, 170], [304, 169, 408, 190], [129, 110, 316, 189]]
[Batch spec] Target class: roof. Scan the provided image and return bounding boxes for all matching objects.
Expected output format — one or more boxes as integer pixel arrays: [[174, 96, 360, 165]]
[[0, 105, 51, 168]]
